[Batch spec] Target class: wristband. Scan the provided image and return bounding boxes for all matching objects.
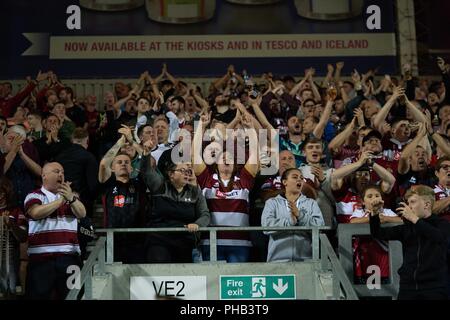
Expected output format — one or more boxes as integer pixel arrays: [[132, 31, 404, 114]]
[[68, 197, 77, 205]]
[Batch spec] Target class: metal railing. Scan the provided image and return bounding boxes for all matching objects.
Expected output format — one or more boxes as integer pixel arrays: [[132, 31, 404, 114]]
[[337, 223, 403, 298], [66, 226, 362, 300], [319, 234, 358, 300], [66, 237, 106, 300], [96, 226, 331, 263]]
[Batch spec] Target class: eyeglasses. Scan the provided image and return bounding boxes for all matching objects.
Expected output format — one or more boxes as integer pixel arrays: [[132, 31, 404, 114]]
[[173, 168, 193, 175]]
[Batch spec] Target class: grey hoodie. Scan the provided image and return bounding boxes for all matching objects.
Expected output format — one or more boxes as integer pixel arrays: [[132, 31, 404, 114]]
[[261, 194, 324, 262]]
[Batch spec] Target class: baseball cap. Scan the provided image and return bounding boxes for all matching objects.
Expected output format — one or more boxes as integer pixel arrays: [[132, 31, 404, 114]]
[[362, 130, 382, 145]]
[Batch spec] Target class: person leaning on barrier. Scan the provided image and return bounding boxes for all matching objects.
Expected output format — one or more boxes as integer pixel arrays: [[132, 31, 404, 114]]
[[24, 162, 86, 300], [141, 138, 210, 263], [370, 185, 450, 300], [261, 168, 324, 262]]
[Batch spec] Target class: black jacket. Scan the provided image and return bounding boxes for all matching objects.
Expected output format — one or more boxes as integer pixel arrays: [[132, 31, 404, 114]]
[[54, 143, 99, 204], [370, 214, 450, 291], [141, 155, 210, 247]]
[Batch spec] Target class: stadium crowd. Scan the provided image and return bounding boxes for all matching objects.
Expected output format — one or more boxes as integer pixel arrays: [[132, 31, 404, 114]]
[[1, 59, 450, 299]]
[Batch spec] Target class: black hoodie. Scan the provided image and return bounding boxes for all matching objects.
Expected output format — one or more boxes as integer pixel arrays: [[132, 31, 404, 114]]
[[370, 214, 450, 291]]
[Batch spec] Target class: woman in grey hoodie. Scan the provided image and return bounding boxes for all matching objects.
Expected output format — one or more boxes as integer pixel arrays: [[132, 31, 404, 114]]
[[261, 168, 324, 262]]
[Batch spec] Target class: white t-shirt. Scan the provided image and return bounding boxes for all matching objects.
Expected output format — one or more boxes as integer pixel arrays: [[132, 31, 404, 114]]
[[350, 208, 396, 219]]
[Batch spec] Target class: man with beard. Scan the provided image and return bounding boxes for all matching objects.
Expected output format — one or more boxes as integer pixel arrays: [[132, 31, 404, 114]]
[[398, 123, 436, 197], [331, 149, 396, 223], [211, 93, 236, 124], [299, 137, 335, 227], [58, 87, 87, 129], [280, 116, 305, 167]]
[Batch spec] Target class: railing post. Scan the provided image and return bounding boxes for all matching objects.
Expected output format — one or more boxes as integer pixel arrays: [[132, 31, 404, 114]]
[[210, 229, 217, 262], [332, 270, 340, 300], [320, 238, 329, 271], [85, 271, 93, 300], [98, 247, 105, 274], [312, 227, 319, 260], [106, 231, 114, 264]]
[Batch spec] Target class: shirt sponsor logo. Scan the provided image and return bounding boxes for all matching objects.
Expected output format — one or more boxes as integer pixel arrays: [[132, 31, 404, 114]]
[[114, 195, 125, 207]]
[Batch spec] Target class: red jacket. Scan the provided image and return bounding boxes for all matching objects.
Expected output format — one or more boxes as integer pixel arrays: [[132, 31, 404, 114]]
[[0, 82, 36, 117]]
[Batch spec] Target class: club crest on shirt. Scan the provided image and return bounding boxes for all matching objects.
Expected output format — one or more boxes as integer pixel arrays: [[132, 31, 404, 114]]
[[114, 195, 125, 207]]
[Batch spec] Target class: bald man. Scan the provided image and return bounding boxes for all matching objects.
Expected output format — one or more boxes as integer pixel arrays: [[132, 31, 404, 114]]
[[24, 162, 86, 300]]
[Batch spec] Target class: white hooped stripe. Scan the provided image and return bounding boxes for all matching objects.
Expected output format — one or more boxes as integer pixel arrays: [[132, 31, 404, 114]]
[[28, 244, 81, 255], [210, 211, 249, 227]]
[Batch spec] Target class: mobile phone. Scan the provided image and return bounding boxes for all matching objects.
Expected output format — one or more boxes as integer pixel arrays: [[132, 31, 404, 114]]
[[249, 89, 259, 99]]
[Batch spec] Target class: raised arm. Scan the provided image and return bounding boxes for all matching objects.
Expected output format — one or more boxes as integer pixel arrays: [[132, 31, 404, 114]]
[[432, 132, 450, 157], [308, 70, 322, 103], [404, 95, 428, 124], [250, 96, 274, 130], [312, 99, 333, 139], [18, 146, 42, 177], [334, 62, 344, 84], [328, 117, 356, 153], [3, 135, 22, 174], [289, 72, 308, 97], [398, 123, 427, 175], [98, 135, 126, 183], [372, 162, 396, 193], [331, 151, 369, 190], [373, 86, 404, 133], [242, 114, 259, 177], [192, 112, 209, 176], [323, 64, 334, 86], [163, 63, 179, 87]]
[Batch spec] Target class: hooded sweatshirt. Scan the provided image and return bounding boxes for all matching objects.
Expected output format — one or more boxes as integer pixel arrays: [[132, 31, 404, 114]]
[[261, 194, 324, 262]]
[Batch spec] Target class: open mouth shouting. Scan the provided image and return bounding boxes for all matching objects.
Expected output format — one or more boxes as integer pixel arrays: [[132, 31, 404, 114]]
[[311, 152, 320, 162], [417, 158, 426, 167]]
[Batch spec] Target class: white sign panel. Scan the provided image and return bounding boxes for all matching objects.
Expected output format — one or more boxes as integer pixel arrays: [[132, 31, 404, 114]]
[[130, 276, 207, 300]]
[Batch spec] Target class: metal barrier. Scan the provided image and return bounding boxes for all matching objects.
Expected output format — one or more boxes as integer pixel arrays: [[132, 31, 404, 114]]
[[67, 226, 362, 300], [96, 226, 330, 264], [337, 223, 403, 299], [66, 237, 106, 300], [319, 233, 358, 300]]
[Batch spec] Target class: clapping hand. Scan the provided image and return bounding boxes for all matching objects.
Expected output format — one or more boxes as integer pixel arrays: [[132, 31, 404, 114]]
[[58, 181, 75, 202]]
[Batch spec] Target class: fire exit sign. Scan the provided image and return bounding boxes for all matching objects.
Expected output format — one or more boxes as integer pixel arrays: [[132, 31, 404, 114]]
[[220, 275, 296, 300]]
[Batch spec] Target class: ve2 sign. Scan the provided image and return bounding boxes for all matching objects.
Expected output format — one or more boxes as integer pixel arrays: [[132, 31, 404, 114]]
[[130, 276, 207, 300]]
